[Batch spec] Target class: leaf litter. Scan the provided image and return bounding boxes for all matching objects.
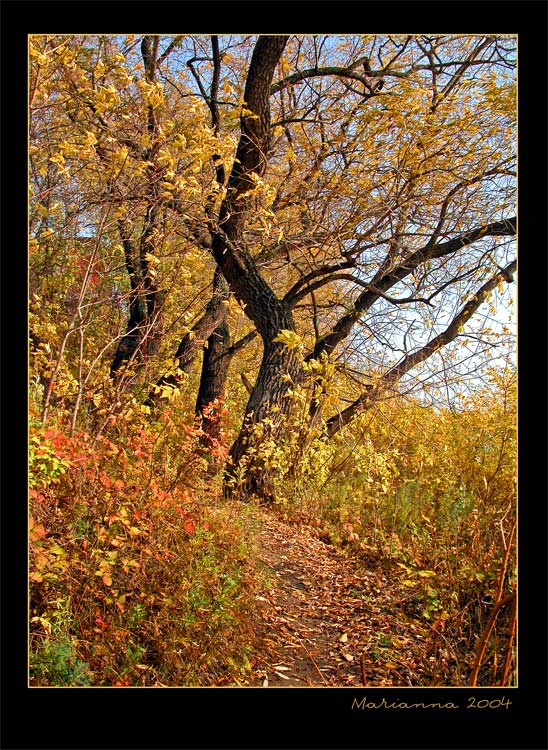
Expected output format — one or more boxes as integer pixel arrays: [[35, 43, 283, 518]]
[[248, 506, 445, 687]]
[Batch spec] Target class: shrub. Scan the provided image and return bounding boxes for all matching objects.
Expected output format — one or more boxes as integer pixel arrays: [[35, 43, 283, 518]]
[[29, 414, 261, 686]]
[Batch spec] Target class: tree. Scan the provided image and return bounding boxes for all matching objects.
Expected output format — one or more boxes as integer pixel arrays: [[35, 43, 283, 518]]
[[197, 34, 517, 498], [29, 34, 516, 501]]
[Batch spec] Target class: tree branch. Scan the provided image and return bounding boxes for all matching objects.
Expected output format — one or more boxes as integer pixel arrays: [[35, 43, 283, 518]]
[[271, 55, 383, 96], [144, 268, 230, 407], [309, 216, 516, 361], [285, 272, 436, 309], [157, 35, 184, 67], [325, 259, 516, 436]]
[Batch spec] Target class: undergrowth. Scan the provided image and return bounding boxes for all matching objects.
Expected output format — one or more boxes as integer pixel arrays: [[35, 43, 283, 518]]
[[29, 408, 262, 686], [29, 371, 516, 687], [270, 372, 517, 686]]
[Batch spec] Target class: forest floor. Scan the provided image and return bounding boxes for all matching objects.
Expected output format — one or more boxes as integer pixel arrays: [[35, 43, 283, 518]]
[[246, 506, 449, 688]]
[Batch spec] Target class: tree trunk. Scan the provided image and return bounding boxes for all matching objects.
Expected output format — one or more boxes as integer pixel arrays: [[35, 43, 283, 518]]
[[144, 268, 229, 408], [195, 319, 231, 474], [110, 38, 166, 379], [109, 223, 166, 379], [202, 35, 297, 500], [109, 292, 147, 377], [225, 306, 302, 501]]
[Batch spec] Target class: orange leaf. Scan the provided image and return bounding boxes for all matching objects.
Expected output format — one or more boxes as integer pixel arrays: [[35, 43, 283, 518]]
[[29, 517, 47, 542]]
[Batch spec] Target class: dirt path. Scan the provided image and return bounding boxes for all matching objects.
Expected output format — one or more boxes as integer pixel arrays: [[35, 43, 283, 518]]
[[248, 507, 433, 688]]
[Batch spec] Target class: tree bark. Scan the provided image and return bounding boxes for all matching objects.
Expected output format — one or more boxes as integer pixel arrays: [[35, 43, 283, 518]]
[[194, 320, 232, 475], [196, 320, 231, 441], [189, 35, 231, 461], [226, 306, 301, 501], [110, 37, 166, 379], [109, 216, 167, 378]]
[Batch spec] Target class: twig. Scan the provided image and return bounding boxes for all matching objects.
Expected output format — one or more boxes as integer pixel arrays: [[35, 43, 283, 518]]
[[495, 519, 516, 602], [360, 650, 367, 686], [499, 594, 517, 686], [295, 635, 329, 685], [469, 592, 515, 686]]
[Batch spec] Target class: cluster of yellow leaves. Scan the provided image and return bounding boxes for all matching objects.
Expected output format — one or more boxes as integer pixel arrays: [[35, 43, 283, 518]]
[[136, 79, 165, 109], [273, 329, 304, 352]]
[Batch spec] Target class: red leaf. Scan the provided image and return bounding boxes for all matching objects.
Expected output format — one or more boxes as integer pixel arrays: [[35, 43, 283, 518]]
[[99, 472, 111, 489]]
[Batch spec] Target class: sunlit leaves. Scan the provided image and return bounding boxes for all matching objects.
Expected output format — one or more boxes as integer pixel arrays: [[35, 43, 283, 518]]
[[29, 33, 515, 479], [273, 329, 304, 352]]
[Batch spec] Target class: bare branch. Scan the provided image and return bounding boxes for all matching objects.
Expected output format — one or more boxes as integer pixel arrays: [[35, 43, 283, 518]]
[[310, 217, 516, 361], [271, 54, 384, 96], [326, 259, 516, 436], [157, 35, 184, 66], [285, 272, 435, 309]]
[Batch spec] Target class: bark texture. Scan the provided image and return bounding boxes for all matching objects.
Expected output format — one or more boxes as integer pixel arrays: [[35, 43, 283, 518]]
[[194, 320, 232, 476], [110, 221, 166, 377]]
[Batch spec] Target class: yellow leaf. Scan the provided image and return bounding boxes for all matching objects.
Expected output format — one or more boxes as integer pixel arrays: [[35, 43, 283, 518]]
[[273, 329, 303, 351], [30, 616, 52, 633], [241, 108, 259, 120], [144, 252, 160, 266]]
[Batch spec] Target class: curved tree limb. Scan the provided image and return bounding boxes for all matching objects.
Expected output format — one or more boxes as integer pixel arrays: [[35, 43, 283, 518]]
[[326, 258, 516, 436], [271, 55, 384, 96], [309, 217, 516, 361], [285, 272, 436, 309]]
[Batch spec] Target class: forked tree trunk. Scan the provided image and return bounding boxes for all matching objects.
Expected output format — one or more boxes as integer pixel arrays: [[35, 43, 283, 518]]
[[110, 38, 165, 380], [203, 35, 298, 501], [109, 230, 166, 379]]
